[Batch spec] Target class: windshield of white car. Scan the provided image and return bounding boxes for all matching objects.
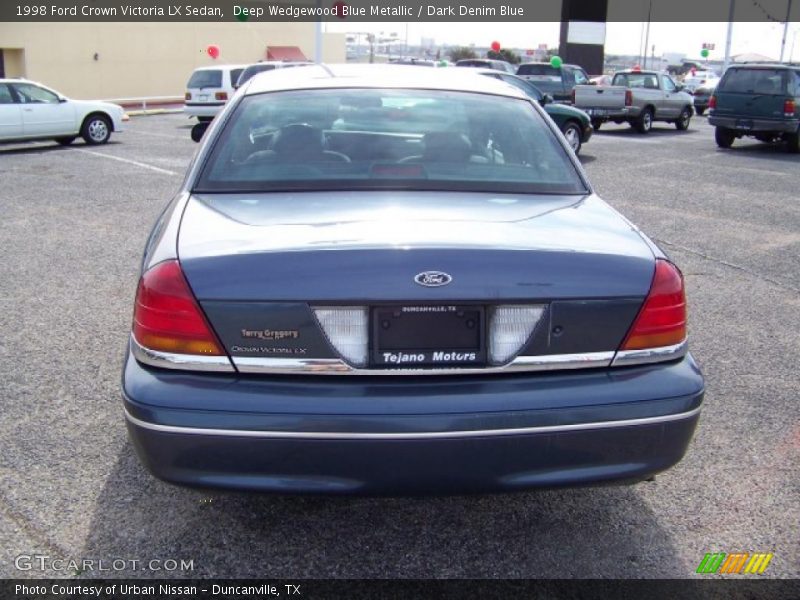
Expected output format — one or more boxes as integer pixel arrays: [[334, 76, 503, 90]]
[[195, 88, 587, 195]]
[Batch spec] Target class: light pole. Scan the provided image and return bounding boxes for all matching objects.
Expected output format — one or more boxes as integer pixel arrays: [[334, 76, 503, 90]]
[[723, 0, 735, 73], [779, 0, 793, 62]]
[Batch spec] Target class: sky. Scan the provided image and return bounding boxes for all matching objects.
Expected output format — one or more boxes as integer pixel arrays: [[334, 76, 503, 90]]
[[326, 21, 800, 62]]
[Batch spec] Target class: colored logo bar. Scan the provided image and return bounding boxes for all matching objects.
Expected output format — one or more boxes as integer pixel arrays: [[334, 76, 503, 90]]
[[696, 552, 774, 574]]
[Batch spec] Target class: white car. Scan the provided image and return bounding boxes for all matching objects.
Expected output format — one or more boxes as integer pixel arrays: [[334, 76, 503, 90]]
[[184, 64, 246, 121], [0, 78, 124, 145], [682, 70, 720, 93]]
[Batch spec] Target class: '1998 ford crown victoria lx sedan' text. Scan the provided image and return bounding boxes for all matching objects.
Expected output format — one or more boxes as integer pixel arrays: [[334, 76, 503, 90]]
[[122, 65, 704, 494]]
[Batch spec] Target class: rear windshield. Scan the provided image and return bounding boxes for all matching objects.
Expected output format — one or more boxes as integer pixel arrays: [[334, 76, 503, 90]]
[[719, 69, 788, 95], [517, 65, 561, 80], [613, 73, 660, 89], [195, 88, 586, 195], [187, 69, 222, 89]]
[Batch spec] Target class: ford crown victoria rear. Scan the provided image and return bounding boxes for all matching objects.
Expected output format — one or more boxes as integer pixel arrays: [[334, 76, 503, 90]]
[[123, 65, 704, 494]]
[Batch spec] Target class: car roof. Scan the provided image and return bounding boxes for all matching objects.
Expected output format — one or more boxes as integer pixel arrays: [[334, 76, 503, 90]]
[[191, 64, 248, 72], [519, 62, 582, 68], [244, 64, 529, 99], [728, 63, 797, 69]]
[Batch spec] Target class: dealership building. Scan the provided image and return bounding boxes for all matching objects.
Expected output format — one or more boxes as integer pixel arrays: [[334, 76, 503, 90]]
[[0, 23, 345, 100]]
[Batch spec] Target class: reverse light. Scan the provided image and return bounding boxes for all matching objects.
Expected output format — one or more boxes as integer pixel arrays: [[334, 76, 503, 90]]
[[313, 307, 369, 367], [621, 260, 687, 350], [132, 260, 224, 356], [708, 95, 717, 110], [215, 91, 228, 101], [489, 305, 545, 364], [784, 98, 795, 117]]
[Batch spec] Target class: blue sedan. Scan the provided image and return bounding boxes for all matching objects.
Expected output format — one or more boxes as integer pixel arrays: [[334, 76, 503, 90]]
[[123, 65, 703, 494]]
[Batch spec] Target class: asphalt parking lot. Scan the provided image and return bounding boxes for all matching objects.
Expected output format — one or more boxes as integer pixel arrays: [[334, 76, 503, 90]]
[[1, 112, 798, 579]]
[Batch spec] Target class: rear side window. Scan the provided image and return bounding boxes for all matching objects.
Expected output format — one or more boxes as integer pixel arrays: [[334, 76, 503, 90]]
[[517, 64, 561, 81], [0, 83, 14, 104], [187, 70, 222, 89], [719, 69, 787, 95], [195, 88, 587, 195], [230, 69, 244, 87]]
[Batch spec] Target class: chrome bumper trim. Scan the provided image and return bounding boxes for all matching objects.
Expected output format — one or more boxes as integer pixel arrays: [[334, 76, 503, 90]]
[[611, 340, 688, 368], [232, 351, 615, 376], [123, 406, 702, 440], [129, 335, 235, 373]]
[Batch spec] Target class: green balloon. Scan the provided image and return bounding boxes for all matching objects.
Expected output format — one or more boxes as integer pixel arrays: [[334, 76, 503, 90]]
[[438, 60, 448, 67], [701, 48, 709, 58], [550, 55, 563, 68]]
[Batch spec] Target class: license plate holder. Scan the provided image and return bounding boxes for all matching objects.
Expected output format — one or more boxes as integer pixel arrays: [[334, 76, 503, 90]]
[[735, 119, 754, 130], [371, 305, 485, 367], [587, 108, 608, 116]]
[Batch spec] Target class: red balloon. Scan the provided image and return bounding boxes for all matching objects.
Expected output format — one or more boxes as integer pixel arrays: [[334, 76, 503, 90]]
[[207, 45, 220, 60], [491, 41, 501, 52]]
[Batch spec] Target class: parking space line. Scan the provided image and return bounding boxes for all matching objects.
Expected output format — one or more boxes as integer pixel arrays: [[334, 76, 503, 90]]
[[125, 129, 187, 140], [74, 148, 179, 176]]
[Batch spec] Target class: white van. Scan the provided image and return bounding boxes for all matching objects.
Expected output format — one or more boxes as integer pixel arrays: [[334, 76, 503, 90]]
[[184, 64, 246, 121]]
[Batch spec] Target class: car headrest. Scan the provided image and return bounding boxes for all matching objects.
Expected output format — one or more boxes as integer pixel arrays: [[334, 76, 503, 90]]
[[423, 132, 473, 161]]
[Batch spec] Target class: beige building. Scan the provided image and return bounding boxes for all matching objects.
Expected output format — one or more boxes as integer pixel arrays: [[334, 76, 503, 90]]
[[0, 23, 345, 100]]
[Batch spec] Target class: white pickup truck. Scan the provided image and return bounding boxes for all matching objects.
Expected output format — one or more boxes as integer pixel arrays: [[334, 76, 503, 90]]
[[573, 70, 694, 133]]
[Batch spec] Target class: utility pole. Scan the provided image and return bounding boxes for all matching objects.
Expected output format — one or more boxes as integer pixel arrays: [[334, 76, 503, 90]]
[[779, 0, 793, 62], [643, 0, 652, 69], [723, 0, 735, 72]]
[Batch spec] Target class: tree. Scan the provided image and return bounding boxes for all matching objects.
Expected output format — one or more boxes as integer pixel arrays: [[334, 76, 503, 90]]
[[487, 49, 521, 64], [448, 46, 477, 62]]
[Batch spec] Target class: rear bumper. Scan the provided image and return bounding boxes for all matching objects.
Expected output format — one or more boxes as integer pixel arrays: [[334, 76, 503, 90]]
[[183, 103, 224, 118], [122, 351, 704, 494], [709, 115, 799, 133]]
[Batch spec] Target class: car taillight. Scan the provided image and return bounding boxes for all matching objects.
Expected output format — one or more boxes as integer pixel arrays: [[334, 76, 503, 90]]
[[625, 89, 633, 106], [185, 91, 191, 100], [132, 260, 224, 356], [784, 98, 796, 117], [215, 91, 228, 101], [621, 260, 686, 350], [708, 95, 717, 109]]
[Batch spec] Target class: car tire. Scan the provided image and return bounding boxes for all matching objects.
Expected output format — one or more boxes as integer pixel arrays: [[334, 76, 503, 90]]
[[675, 107, 692, 131], [695, 107, 705, 116], [81, 114, 112, 145], [786, 131, 800, 154], [591, 119, 602, 131], [634, 108, 653, 134], [715, 126, 735, 148], [561, 122, 583, 155], [55, 137, 76, 146]]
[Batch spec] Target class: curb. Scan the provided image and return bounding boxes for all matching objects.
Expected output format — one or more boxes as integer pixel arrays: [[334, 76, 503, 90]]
[[125, 108, 184, 117]]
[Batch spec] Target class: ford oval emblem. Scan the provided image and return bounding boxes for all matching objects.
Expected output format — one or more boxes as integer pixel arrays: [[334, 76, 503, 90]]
[[414, 271, 452, 287]]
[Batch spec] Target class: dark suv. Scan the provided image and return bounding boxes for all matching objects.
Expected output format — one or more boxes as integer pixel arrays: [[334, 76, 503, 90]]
[[709, 64, 800, 153]]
